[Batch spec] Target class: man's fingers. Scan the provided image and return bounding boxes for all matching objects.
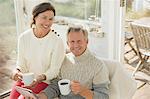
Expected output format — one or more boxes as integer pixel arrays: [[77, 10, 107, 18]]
[[71, 80, 79, 83], [71, 81, 82, 95]]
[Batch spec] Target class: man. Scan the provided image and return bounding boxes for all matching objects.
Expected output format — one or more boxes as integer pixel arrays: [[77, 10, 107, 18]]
[[29, 26, 110, 99]]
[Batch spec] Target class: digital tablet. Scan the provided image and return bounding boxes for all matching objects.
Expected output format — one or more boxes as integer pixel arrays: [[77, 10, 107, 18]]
[[15, 86, 38, 99]]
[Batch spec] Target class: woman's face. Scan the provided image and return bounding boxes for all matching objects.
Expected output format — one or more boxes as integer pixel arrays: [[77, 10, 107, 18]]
[[34, 10, 54, 32]]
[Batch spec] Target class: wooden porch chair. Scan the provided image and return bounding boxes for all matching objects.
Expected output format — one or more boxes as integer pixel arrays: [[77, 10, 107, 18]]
[[130, 22, 150, 76], [124, 31, 137, 64]]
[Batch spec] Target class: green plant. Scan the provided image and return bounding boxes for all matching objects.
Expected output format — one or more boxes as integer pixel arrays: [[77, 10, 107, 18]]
[[126, 9, 150, 19], [0, 0, 16, 26]]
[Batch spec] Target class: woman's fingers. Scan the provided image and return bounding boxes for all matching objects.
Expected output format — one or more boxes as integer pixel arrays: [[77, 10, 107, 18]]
[[25, 79, 38, 88]]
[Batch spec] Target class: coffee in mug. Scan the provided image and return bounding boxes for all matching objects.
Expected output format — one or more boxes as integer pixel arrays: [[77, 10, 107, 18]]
[[58, 79, 71, 95], [60, 82, 68, 85]]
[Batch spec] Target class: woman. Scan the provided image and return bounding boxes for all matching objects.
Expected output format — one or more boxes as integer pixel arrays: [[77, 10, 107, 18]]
[[10, 2, 65, 99]]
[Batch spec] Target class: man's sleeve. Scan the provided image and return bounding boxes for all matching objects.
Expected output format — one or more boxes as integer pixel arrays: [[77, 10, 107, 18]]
[[43, 78, 60, 99], [93, 83, 109, 99], [92, 62, 110, 99]]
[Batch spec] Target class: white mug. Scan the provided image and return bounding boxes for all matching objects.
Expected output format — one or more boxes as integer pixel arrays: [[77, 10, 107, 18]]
[[58, 79, 71, 95], [22, 73, 34, 86]]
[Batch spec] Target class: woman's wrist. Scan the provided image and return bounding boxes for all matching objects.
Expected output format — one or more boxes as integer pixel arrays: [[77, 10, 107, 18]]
[[11, 69, 21, 81], [36, 74, 46, 83]]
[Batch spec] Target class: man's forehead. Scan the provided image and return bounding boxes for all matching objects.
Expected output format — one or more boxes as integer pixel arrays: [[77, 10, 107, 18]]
[[68, 31, 84, 36]]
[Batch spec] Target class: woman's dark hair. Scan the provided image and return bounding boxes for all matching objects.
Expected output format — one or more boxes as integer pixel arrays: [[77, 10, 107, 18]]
[[30, 2, 55, 27]]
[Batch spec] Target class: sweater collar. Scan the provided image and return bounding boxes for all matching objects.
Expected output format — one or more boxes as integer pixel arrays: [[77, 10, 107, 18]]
[[31, 28, 55, 40], [71, 49, 91, 62]]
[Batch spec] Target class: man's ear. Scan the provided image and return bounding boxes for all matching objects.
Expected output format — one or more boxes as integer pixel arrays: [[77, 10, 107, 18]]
[[87, 39, 88, 44], [67, 41, 69, 46]]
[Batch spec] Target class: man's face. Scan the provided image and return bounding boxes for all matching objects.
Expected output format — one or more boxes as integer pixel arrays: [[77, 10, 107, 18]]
[[67, 31, 88, 57]]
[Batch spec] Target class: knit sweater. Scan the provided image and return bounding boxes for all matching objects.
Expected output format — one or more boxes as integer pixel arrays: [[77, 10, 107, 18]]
[[44, 49, 110, 99], [16, 28, 65, 83]]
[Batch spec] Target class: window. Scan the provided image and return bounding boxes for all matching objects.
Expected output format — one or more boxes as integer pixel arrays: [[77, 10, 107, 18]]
[[50, 0, 101, 20], [0, 0, 16, 94]]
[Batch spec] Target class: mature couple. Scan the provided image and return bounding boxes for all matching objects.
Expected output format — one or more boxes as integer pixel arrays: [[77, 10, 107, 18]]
[[10, 2, 109, 99], [11, 2, 136, 99], [15, 26, 110, 99]]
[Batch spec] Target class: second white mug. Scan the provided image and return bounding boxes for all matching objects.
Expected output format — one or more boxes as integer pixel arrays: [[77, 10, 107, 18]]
[[58, 79, 71, 95], [22, 72, 34, 86]]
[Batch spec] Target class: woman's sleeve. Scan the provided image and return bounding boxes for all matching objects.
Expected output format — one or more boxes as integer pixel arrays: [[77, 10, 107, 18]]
[[16, 35, 28, 73], [44, 38, 65, 80]]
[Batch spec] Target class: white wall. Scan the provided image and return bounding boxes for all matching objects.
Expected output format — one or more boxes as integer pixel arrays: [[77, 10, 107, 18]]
[[101, 0, 125, 61]]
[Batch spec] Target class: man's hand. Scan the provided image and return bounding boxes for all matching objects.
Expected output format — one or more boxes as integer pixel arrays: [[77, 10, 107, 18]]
[[25, 92, 48, 99], [24, 94, 38, 99], [71, 80, 83, 94], [71, 80, 93, 99], [25, 96, 35, 99]]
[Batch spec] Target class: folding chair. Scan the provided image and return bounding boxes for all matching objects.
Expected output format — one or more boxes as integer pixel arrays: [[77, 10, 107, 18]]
[[124, 19, 137, 64], [124, 31, 137, 64], [130, 22, 150, 88]]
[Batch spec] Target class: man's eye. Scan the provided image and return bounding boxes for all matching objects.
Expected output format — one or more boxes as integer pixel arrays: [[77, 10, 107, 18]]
[[49, 17, 54, 20], [69, 41, 74, 44], [77, 41, 81, 44], [41, 16, 47, 19]]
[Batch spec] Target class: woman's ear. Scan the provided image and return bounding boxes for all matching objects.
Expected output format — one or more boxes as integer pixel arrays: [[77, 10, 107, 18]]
[[34, 16, 38, 22]]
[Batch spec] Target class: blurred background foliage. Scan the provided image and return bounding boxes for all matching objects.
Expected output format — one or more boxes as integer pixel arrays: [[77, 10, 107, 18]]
[[0, 0, 16, 66], [126, 0, 150, 19], [50, 0, 100, 19], [0, 0, 15, 26]]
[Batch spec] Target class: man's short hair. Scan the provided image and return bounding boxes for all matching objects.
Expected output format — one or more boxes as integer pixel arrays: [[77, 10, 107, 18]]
[[67, 26, 88, 40]]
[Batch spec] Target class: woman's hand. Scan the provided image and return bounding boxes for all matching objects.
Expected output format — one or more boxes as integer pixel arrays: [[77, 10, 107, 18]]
[[25, 79, 39, 88], [25, 74, 46, 88], [11, 69, 22, 81]]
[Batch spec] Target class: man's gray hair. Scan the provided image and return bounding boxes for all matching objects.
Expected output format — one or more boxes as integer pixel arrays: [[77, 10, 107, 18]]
[[67, 26, 88, 40]]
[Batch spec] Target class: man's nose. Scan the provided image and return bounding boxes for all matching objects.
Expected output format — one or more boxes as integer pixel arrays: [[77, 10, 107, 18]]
[[74, 42, 79, 47]]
